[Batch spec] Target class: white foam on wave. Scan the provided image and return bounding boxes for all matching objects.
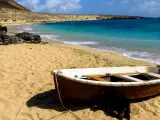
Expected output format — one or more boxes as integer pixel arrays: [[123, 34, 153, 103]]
[[63, 41, 99, 45], [40, 35, 61, 42], [123, 51, 160, 64], [21, 25, 33, 31], [123, 51, 151, 58], [41, 35, 60, 39], [16, 25, 34, 33], [97, 46, 160, 64]]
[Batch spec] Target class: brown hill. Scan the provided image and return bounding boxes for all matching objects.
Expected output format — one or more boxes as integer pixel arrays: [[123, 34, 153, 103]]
[[0, 8, 143, 24], [0, 0, 29, 11]]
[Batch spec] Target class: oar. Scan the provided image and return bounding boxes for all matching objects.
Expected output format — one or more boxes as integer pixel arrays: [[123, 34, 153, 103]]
[[88, 76, 108, 82]]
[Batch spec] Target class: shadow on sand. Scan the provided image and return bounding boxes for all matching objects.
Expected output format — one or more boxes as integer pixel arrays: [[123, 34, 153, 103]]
[[27, 89, 132, 120], [26, 88, 160, 120]]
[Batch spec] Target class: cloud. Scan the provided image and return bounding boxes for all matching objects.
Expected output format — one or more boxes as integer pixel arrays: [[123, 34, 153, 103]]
[[120, 0, 129, 4], [105, 1, 113, 6], [139, 1, 160, 13], [105, 0, 160, 17], [16, 0, 160, 17], [17, 0, 39, 11], [16, 0, 82, 13], [132, 0, 160, 16]]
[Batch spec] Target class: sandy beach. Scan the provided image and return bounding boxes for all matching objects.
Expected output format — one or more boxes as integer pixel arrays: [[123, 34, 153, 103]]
[[0, 25, 160, 120], [0, 0, 160, 119]]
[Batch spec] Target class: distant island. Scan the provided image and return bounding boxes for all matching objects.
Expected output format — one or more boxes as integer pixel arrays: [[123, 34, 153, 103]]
[[0, 8, 144, 25], [0, 0, 144, 25]]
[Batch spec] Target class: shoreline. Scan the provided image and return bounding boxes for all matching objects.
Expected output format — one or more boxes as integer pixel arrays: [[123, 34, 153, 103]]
[[6, 24, 157, 65], [7, 24, 64, 44]]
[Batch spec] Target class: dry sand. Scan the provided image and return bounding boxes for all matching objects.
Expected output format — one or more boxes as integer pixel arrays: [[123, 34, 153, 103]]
[[0, 42, 160, 120]]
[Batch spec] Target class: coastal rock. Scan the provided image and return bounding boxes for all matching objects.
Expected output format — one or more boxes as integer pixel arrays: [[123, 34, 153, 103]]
[[32, 35, 41, 44], [96, 15, 143, 20], [0, 30, 7, 35], [15, 32, 41, 44], [0, 25, 7, 32], [0, 26, 42, 45], [8, 36, 23, 44], [16, 32, 34, 41], [0, 31, 9, 45]]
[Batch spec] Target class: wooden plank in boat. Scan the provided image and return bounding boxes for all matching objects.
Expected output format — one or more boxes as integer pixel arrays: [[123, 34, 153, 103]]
[[113, 75, 144, 82], [83, 72, 160, 82], [148, 72, 160, 78], [88, 76, 108, 82], [83, 72, 146, 77]]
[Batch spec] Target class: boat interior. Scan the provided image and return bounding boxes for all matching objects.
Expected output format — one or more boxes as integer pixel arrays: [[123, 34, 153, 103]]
[[54, 66, 160, 82], [82, 72, 160, 82]]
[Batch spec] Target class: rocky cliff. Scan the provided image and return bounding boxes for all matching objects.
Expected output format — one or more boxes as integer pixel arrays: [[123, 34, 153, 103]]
[[96, 15, 143, 20], [0, 0, 29, 11]]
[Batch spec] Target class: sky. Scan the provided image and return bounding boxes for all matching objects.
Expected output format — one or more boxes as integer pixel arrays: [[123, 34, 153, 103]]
[[15, 0, 160, 17]]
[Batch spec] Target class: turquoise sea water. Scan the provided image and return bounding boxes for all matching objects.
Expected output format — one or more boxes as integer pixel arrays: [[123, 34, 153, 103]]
[[18, 19, 160, 64]]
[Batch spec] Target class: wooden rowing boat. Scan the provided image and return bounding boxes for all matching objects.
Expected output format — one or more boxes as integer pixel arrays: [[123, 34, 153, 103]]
[[52, 66, 160, 101]]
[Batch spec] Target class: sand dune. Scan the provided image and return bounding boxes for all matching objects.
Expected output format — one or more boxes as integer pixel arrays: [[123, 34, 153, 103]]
[[0, 44, 159, 120]]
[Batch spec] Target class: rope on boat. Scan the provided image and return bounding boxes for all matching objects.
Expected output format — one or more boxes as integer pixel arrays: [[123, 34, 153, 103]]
[[54, 71, 81, 120], [55, 70, 66, 108]]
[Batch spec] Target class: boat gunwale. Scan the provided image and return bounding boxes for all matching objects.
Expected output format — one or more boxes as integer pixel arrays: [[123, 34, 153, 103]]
[[53, 72, 160, 87], [52, 66, 160, 87]]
